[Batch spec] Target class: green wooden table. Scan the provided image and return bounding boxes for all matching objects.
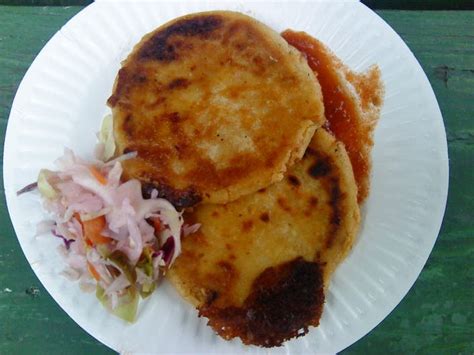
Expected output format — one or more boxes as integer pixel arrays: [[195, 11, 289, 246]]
[[0, 6, 472, 354]]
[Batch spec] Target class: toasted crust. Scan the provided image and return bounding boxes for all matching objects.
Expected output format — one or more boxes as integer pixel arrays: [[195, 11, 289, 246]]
[[109, 11, 325, 207], [167, 129, 360, 346], [198, 257, 325, 347]]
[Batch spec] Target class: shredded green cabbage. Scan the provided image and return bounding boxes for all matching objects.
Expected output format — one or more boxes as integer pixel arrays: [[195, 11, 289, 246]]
[[136, 246, 156, 298], [99, 114, 116, 161], [37, 169, 57, 199], [96, 285, 139, 323]]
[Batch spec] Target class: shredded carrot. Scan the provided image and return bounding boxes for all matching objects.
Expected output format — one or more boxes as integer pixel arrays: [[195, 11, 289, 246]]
[[151, 217, 161, 235], [73, 212, 82, 226], [89, 166, 107, 185], [89, 233, 112, 245], [75, 214, 112, 245], [82, 216, 112, 245], [87, 261, 101, 281], [73, 213, 92, 245]]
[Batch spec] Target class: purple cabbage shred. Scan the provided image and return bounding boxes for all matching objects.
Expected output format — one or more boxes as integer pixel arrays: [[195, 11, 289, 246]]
[[16, 182, 38, 196], [52, 229, 75, 250]]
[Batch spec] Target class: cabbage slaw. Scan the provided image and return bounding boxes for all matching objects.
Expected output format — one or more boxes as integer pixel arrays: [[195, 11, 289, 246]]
[[18, 115, 199, 322]]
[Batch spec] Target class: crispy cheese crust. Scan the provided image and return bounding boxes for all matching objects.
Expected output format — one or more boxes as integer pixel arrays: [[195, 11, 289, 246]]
[[109, 11, 325, 208], [168, 129, 360, 347]]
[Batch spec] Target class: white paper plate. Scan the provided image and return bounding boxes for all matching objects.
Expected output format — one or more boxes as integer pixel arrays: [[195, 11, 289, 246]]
[[4, 1, 448, 353]]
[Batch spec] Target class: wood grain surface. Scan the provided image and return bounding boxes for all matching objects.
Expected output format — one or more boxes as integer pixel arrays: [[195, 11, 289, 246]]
[[0, 6, 472, 354]]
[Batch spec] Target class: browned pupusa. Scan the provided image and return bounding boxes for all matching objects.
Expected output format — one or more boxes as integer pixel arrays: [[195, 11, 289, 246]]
[[167, 129, 360, 347], [108, 11, 325, 208]]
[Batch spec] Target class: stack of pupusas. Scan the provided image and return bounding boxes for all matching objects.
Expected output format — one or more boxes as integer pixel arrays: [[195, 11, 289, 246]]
[[108, 11, 383, 347]]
